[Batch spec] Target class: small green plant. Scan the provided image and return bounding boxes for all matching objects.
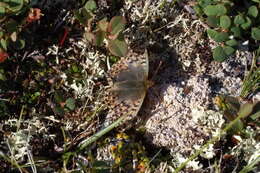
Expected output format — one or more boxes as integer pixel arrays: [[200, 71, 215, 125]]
[[240, 48, 260, 98], [215, 95, 260, 134], [0, 0, 42, 62], [74, 0, 128, 57], [194, 0, 260, 62]]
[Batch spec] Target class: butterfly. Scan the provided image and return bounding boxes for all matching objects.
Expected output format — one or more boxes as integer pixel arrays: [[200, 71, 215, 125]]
[[104, 49, 153, 128]]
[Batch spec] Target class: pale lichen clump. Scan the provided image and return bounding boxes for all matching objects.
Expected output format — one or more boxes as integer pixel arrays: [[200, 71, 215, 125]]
[[173, 153, 203, 170], [144, 75, 215, 152], [231, 126, 260, 165], [2, 117, 48, 162]]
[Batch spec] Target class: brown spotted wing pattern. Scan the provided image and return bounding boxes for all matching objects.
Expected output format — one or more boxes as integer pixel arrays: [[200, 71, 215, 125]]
[[104, 49, 149, 127]]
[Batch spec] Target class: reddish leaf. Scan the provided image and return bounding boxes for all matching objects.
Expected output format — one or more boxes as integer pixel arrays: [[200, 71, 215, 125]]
[[26, 8, 42, 23], [0, 49, 8, 63], [84, 31, 96, 44], [107, 16, 126, 39], [98, 19, 108, 32]]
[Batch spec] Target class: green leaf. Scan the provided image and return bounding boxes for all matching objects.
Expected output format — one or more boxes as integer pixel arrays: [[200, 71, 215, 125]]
[[71, 64, 79, 73], [98, 18, 108, 32], [241, 17, 251, 30], [85, 29, 105, 46], [223, 46, 235, 56], [107, 16, 126, 37], [198, 0, 213, 8], [251, 27, 260, 40], [0, 39, 7, 50], [108, 34, 128, 57], [228, 119, 244, 134], [225, 39, 238, 47], [193, 5, 203, 16], [231, 27, 241, 37], [248, 5, 258, 18], [54, 106, 64, 115], [250, 111, 260, 120], [238, 103, 254, 118], [7, 0, 24, 12], [0, 73, 6, 80], [204, 4, 227, 16], [84, 0, 96, 12], [207, 29, 218, 39], [95, 29, 105, 46], [74, 8, 92, 26], [214, 32, 229, 42], [66, 98, 75, 110], [206, 16, 219, 27], [54, 91, 64, 103], [13, 39, 25, 49], [0, 6, 5, 18], [92, 161, 110, 172], [84, 31, 95, 44], [213, 46, 228, 62], [220, 15, 231, 29], [6, 19, 18, 34], [234, 15, 245, 25]]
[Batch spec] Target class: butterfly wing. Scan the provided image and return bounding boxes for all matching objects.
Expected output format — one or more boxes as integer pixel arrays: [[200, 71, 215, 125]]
[[104, 50, 149, 127]]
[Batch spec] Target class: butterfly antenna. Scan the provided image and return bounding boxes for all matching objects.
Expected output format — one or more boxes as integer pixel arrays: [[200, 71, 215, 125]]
[[150, 60, 163, 81]]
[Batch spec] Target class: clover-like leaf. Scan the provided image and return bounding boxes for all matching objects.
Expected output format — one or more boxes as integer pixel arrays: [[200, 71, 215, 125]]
[[231, 27, 241, 37], [66, 98, 75, 110], [251, 27, 260, 40], [212, 46, 235, 62], [206, 16, 219, 27], [220, 15, 231, 29], [204, 4, 227, 16], [207, 29, 218, 39], [225, 39, 238, 47], [234, 14, 245, 25], [214, 32, 229, 42], [223, 45, 235, 56], [84, 0, 96, 12], [213, 46, 228, 62], [213, 46, 226, 62], [248, 5, 258, 18], [241, 17, 251, 30]]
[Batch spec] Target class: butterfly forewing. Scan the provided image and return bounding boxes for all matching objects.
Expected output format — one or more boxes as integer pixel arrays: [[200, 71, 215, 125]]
[[105, 50, 149, 126]]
